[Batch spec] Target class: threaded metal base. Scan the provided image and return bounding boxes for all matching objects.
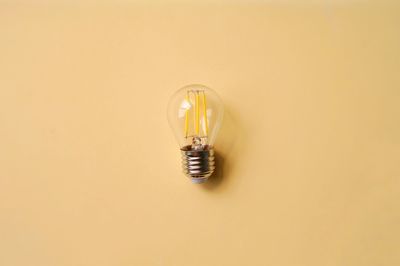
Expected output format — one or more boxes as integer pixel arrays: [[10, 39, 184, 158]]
[[181, 146, 215, 183]]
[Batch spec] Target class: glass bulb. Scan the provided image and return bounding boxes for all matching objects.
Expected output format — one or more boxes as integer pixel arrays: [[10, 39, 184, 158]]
[[167, 84, 224, 183]]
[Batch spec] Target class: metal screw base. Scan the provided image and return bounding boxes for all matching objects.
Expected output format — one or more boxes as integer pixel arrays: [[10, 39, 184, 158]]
[[181, 146, 215, 183]]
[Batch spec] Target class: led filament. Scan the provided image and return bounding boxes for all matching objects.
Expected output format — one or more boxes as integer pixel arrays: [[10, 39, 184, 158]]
[[184, 90, 209, 149]]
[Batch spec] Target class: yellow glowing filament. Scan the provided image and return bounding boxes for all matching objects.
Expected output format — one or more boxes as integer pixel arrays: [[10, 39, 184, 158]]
[[184, 90, 208, 138], [202, 91, 209, 135], [184, 92, 189, 137], [195, 91, 200, 135]]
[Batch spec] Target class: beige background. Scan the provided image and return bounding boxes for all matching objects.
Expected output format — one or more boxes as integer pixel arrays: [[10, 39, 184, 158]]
[[1, 1, 400, 265]]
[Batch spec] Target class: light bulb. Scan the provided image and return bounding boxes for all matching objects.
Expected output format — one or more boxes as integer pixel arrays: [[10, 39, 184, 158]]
[[167, 84, 224, 183]]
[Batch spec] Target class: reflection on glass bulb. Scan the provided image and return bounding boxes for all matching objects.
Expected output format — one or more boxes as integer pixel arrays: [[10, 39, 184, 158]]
[[167, 84, 224, 183]]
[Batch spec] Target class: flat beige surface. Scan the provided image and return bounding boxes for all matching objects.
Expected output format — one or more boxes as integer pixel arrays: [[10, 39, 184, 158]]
[[1, 1, 400, 265]]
